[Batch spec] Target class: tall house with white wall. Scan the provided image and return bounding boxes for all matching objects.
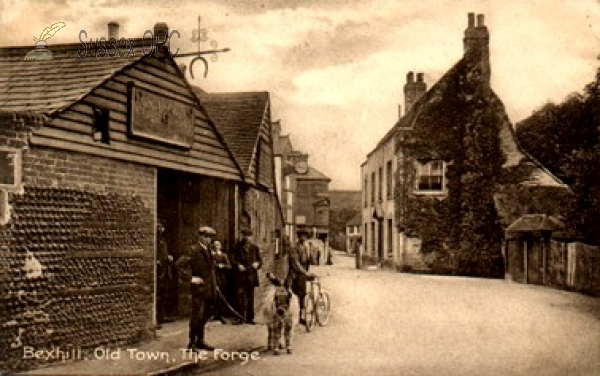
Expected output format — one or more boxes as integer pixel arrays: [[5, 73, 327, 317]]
[[360, 72, 427, 268]]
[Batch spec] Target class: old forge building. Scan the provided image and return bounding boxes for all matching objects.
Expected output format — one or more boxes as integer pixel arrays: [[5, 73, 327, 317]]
[[0, 23, 285, 372], [195, 90, 286, 286]]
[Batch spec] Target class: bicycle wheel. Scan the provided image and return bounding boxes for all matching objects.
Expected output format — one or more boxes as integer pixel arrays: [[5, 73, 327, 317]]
[[303, 295, 316, 332], [316, 292, 331, 326]]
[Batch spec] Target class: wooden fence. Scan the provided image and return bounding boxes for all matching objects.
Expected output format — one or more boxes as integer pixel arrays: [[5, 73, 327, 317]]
[[548, 240, 600, 296]]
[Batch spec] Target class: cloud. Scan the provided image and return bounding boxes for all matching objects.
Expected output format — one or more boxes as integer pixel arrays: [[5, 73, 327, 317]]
[[200, 0, 374, 15], [277, 19, 387, 70], [2, 0, 599, 190]]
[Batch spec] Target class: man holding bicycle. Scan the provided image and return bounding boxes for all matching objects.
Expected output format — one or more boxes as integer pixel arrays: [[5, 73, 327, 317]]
[[286, 227, 315, 324]]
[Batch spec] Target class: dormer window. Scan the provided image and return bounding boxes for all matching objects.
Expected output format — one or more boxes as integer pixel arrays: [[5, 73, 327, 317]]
[[415, 160, 446, 193]]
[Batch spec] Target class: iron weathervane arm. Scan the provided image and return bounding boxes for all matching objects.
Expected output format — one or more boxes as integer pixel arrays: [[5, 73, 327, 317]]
[[174, 48, 230, 79]]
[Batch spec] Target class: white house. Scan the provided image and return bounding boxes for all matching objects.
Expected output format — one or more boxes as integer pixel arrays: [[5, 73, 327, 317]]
[[360, 72, 427, 268]]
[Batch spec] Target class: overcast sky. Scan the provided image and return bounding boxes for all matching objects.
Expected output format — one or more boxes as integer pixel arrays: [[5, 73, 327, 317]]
[[1, 0, 598, 189]]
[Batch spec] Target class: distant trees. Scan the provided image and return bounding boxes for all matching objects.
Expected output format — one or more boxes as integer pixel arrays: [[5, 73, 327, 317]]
[[328, 207, 359, 250], [516, 67, 600, 244]]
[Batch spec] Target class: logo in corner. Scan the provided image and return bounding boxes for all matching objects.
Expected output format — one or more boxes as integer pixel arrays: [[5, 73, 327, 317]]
[[24, 22, 66, 61]]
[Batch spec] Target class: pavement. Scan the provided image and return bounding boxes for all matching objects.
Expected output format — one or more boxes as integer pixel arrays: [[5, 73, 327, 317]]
[[21, 318, 267, 375], [18, 250, 348, 376]]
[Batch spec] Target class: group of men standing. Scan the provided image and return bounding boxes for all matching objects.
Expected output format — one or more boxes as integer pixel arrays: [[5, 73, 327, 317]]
[[158, 225, 263, 351], [158, 223, 319, 352]]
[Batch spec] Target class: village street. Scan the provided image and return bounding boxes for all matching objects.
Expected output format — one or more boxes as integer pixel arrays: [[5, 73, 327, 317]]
[[192, 252, 600, 376]]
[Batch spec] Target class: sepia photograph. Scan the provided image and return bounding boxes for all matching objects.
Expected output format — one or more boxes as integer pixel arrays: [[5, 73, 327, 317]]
[[0, 0, 599, 375]]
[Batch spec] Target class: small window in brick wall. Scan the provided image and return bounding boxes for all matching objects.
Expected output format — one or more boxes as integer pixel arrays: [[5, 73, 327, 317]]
[[0, 148, 22, 224], [92, 107, 111, 144], [0, 148, 21, 189]]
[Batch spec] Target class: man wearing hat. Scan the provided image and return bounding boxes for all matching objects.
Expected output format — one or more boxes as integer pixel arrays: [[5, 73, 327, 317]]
[[286, 227, 315, 324], [186, 226, 217, 351], [231, 227, 262, 324]]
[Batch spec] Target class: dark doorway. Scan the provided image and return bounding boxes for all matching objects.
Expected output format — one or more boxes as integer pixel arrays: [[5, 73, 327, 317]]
[[157, 168, 237, 318], [156, 168, 184, 321], [507, 239, 525, 283], [526, 239, 544, 285]]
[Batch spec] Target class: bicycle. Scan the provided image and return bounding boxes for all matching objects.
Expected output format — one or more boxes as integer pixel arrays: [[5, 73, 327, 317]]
[[303, 276, 331, 332]]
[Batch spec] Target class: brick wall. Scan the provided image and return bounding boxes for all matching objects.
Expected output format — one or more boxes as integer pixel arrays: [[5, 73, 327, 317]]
[[0, 125, 157, 372], [243, 188, 287, 307], [22, 147, 155, 207], [0, 128, 28, 149]]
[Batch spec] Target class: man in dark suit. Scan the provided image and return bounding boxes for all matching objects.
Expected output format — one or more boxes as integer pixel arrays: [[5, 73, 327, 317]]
[[286, 228, 315, 324], [231, 228, 262, 324], [186, 226, 217, 351]]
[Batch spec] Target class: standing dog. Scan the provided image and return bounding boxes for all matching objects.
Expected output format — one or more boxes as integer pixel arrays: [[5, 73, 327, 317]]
[[259, 273, 300, 355]]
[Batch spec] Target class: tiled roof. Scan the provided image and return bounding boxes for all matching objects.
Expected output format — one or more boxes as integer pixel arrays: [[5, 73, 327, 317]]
[[397, 58, 566, 188], [367, 125, 396, 158], [195, 90, 269, 177], [506, 214, 564, 233], [0, 42, 145, 115], [294, 165, 331, 181]]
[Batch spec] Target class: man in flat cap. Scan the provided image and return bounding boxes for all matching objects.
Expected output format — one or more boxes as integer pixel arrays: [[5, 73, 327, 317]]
[[184, 226, 217, 351], [231, 227, 262, 324], [286, 227, 315, 324]]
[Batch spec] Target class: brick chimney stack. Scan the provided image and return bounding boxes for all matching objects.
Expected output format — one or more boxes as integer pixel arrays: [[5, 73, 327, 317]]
[[272, 120, 282, 137], [463, 13, 489, 55], [108, 22, 119, 40], [154, 22, 169, 45], [463, 12, 490, 82], [404, 71, 427, 112]]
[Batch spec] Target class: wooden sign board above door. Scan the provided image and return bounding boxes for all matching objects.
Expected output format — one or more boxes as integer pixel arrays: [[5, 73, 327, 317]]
[[127, 82, 195, 149]]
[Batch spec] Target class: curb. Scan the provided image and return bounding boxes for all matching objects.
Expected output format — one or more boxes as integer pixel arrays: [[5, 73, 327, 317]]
[[147, 346, 265, 376]]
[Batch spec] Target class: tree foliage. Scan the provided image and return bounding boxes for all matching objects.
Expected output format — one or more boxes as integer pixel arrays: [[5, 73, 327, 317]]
[[328, 207, 360, 249], [516, 67, 600, 244]]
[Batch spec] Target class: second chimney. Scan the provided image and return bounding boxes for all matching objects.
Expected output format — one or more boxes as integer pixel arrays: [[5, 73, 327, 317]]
[[108, 22, 119, 40], [154, 22, 169, 45], [463, 12, 489, 56], [477, 14, 485, 27], [404, 71, 427, 113]]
